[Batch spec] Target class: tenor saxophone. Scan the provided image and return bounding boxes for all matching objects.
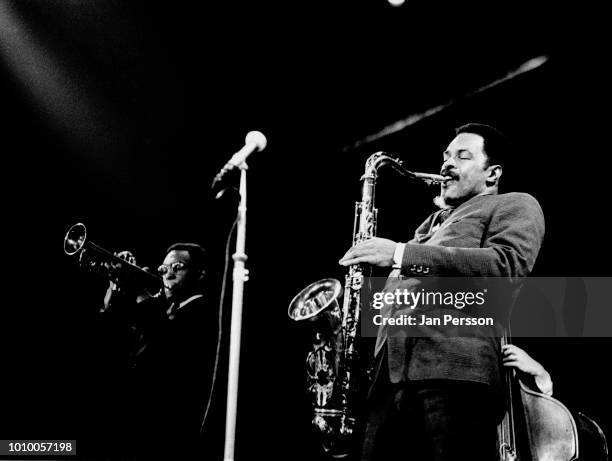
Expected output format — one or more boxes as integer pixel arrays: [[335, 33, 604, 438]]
[[288, 152, 447, 457]]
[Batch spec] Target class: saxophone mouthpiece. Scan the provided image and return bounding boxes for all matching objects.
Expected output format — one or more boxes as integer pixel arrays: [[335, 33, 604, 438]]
[[411, 172, 451, 185]]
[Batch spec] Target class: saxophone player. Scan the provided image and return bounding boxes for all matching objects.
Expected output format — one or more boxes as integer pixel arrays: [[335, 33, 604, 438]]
[[339, 123, 545, 461]]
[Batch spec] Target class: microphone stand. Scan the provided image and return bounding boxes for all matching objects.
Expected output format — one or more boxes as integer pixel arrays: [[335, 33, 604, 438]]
[[223, 161, 249, 461]]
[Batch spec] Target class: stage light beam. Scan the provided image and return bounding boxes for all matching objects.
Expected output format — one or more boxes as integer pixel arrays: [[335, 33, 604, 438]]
[[0, 2, 104, 151]]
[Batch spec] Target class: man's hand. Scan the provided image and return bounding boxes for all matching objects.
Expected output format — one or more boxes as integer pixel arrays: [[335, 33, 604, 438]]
[[107, 250, 137, 289], [115, 250, 137, 266], [502, 344, 553, 395], [502, 344, 544, 376], [102, 250, 141, 312], [339, 237, 397, 267]]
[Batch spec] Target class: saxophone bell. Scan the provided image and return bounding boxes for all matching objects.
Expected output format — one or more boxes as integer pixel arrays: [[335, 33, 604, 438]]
[[288, 278, 342, 334]]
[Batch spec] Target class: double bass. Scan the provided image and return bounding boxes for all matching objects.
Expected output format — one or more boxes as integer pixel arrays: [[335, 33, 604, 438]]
[[497, 336, 608, 461]]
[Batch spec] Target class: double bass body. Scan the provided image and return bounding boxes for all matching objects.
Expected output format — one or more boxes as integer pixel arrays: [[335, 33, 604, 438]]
[[498, 356, 607, 461], [498, 376, 578, 461]]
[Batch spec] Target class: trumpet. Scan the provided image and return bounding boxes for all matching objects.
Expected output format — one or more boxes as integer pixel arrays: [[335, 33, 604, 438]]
[[64, 222, 162, 293]]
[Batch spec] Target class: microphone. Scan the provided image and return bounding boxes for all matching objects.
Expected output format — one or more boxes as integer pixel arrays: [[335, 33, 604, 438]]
[[213, 131, 267, 186]]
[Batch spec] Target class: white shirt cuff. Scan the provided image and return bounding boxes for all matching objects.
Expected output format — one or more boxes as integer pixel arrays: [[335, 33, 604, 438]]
[[392, 243, 406, 269]]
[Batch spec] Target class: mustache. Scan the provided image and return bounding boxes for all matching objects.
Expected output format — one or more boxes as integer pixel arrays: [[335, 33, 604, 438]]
[[440, 168, 459, 179]]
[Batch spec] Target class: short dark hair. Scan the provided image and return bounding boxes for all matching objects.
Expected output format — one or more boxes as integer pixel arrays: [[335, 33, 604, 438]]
[[165, 242, 208, 274], [454, 123, 507, 167]]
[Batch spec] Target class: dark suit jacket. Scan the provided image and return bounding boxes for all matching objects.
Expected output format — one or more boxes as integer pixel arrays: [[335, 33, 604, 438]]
[[103, 293, 221, 458], [376, 192, 545, 395], [134, 295, 221, 457]]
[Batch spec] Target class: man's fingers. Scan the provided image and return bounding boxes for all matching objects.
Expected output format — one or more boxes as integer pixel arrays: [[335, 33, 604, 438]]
[[339, 255, 369, 266], [340, 247, 356, 261], [503, 361, 521, 369], [340, 246, 369, 263], [340, 257, 361, 266], [119, 252, 136, 265], [341, 245, 361, 260], [339, 238, 392, 267]]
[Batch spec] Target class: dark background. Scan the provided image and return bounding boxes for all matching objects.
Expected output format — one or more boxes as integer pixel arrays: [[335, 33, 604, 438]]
[[1, 1, 610, 459]]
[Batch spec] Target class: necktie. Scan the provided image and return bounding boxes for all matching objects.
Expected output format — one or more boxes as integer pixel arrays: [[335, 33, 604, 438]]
[[430, 208, 453, 233], [167, 302, 179, 320]]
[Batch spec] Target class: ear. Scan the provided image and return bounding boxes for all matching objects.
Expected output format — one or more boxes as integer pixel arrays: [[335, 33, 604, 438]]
[[486, 164, 502, 187]]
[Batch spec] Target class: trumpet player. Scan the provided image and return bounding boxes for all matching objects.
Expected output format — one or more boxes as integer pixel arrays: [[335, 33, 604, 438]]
[[101, 243, 220, 460], [339, 123, 545, 461]]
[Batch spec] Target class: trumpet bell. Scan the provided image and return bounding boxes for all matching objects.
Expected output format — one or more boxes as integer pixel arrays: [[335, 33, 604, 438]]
[[288, 278, 342, 322], [64, 223, 87, 256]]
